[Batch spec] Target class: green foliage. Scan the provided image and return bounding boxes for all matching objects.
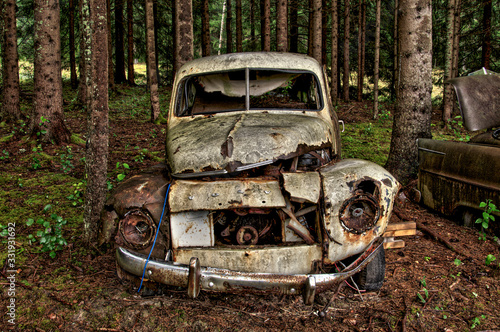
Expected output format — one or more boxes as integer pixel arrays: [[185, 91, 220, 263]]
[[26, 205, 68, 259], [454, 258, 462, 266], [417, 276, 429, 303], [59, 146, 75, 173], [485, 254, 498, 267], [0, 150, 9, 161], [67, 182, 85, 207], [116, 162, 130, 181], [470, 315, 486, 329], [476, 200, 498, 241], [32, 145, 43, 170]]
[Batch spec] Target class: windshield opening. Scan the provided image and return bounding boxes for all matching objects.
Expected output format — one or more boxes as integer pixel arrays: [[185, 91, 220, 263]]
[[176, 69, 322, 117]]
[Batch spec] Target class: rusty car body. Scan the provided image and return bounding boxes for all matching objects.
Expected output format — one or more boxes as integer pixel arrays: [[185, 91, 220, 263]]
[[99, 52, 400, 303], [418, 72, 500, 227]]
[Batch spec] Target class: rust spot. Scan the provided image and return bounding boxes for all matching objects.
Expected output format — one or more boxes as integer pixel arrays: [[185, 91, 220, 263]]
[[221, 136, 234, 158]]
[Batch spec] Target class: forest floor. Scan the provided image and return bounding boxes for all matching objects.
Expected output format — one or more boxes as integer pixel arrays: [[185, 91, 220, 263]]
[[1, 84, 499, 331]]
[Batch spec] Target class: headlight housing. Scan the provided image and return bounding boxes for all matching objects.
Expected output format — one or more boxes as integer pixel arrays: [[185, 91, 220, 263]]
[[118, 210, 157, 249]]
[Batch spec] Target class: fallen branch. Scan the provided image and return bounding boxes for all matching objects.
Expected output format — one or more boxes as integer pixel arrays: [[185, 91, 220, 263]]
[[416, 222, 474, 260]]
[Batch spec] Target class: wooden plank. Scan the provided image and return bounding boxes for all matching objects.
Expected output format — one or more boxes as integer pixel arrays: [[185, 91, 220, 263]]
[[383, 228, 417, 237], [384, 239, 405, 249], [385, 222, 416, 231]]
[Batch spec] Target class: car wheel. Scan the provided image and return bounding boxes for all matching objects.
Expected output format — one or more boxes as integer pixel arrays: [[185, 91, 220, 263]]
[[354, 247, 385, 291]]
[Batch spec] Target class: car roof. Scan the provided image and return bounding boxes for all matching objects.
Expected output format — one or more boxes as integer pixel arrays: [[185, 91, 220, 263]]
[[175, 52, 323, 81]]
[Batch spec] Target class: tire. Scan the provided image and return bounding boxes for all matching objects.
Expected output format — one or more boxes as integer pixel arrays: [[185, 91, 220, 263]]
[[354, 248, 386, 291]]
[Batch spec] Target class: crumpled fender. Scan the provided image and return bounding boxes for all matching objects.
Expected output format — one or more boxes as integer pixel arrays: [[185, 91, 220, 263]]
[[319, 159, 400, 263], [98, 164, 170, 245]]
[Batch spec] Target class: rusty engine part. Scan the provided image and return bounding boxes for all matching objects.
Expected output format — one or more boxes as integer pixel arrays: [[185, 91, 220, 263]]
[[214, 210, 281, 245], [117, 210, 157, 249]]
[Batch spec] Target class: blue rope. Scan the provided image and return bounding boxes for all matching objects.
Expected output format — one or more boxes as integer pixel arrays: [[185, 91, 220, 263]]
[[138, 183, 171, 292]]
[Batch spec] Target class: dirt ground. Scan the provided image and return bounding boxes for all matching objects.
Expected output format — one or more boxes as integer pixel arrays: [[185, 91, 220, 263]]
[[1, 97, 499, 331]]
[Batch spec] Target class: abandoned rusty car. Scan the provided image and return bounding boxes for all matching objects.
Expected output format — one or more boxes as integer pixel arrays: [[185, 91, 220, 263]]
[[99, 52, 400, 303], [418, 72, 500, 230]]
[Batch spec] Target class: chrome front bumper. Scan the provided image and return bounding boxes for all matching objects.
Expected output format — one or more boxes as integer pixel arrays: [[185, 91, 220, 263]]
[[116, 237, 384, 305]]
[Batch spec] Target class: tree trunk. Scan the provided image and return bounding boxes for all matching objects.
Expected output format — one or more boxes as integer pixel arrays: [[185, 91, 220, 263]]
[[78, 0, 90, 105], [442, 0, 455, 123], [373, 0, 381, 118], [69, 0, 78, 89], [218, 0, 226, 55], [311, 0, 322, 63], [343, 0, 350, 101], [107, 0, 115, 90], [174, 0, 193, 72], [250, 0, 257, 51], [146, 0, 160, 121], [1, 0, 21, 121], [127, 0, 135, 84], [392, 0, 399, 100], [357, 0, 366, 102], [261, 0, 271, 51], [330, 0, 338, 102], [385, 0, 432, 183], [226, 0, 233, 53], [115, 0, 126, 83], [289, 0, 298, 53], [84, 0, 109, 244], [308, 0, 313, 56], [202, 0, 211, 56], [32, 0, 70, 144], [236, 0, 243, 52], [276, 0, 287, 52], [481, 0, 491, 69], [321, 0, 327, 65], [452, 0, 461, 79]]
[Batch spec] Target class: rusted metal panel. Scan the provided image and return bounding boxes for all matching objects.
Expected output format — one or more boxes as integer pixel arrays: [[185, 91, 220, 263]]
[[447, 74, 500, 131], [418, 138, 500, 215], [320, 159, 399, 262], [173, 244, 322, 274], [282, 172, 321, 203], [170, 211, 213, 248], [168, 179, 286, 213], [166, 112, 334, 175]]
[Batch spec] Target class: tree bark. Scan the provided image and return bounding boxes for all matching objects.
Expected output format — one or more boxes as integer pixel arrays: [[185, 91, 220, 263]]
[[84, 0, 109, 244], [276, 0, 288, 52], [236, 0, 243, 52], [226, 0, 233, 53], [127, 0, 135, 84], [357, 0, 366, 102], [330, 0, 338, 102], [1, 0, 21, 121], [107, 0, 115, 90], [321, 0, 327, 65], [202, 0, 211, 56], [311, 0, 322, 63], [442, 0, 455, 123], [308, 0, 313, 56], [174, 0, 193, 72], [342, 0, 350, 101], [115, 0, 126, 83], [78, 0, 90, 105], [261, 0, 271, 51], [289, 0, 298, 53], [385, 0, 432, 183], [146, 0, 160, 121], [32, 0, 70, 144], [452, 0, 461, 79], [392, 0, 399, 100], [69, 0, 78, 89], [250, 0, 257, 51], [373, 0, 381, 118], [481, 0, 491, 69]]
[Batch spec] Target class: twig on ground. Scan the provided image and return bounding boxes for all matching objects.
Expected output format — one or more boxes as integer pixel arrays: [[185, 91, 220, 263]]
[[416, 222, 474, 260]]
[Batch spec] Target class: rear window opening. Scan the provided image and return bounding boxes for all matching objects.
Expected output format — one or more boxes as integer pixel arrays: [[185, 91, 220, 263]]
[[176, 69, 322, 116]]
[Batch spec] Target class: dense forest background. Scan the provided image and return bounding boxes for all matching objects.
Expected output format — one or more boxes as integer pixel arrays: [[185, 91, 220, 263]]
[[4, 0, 499, 90]]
